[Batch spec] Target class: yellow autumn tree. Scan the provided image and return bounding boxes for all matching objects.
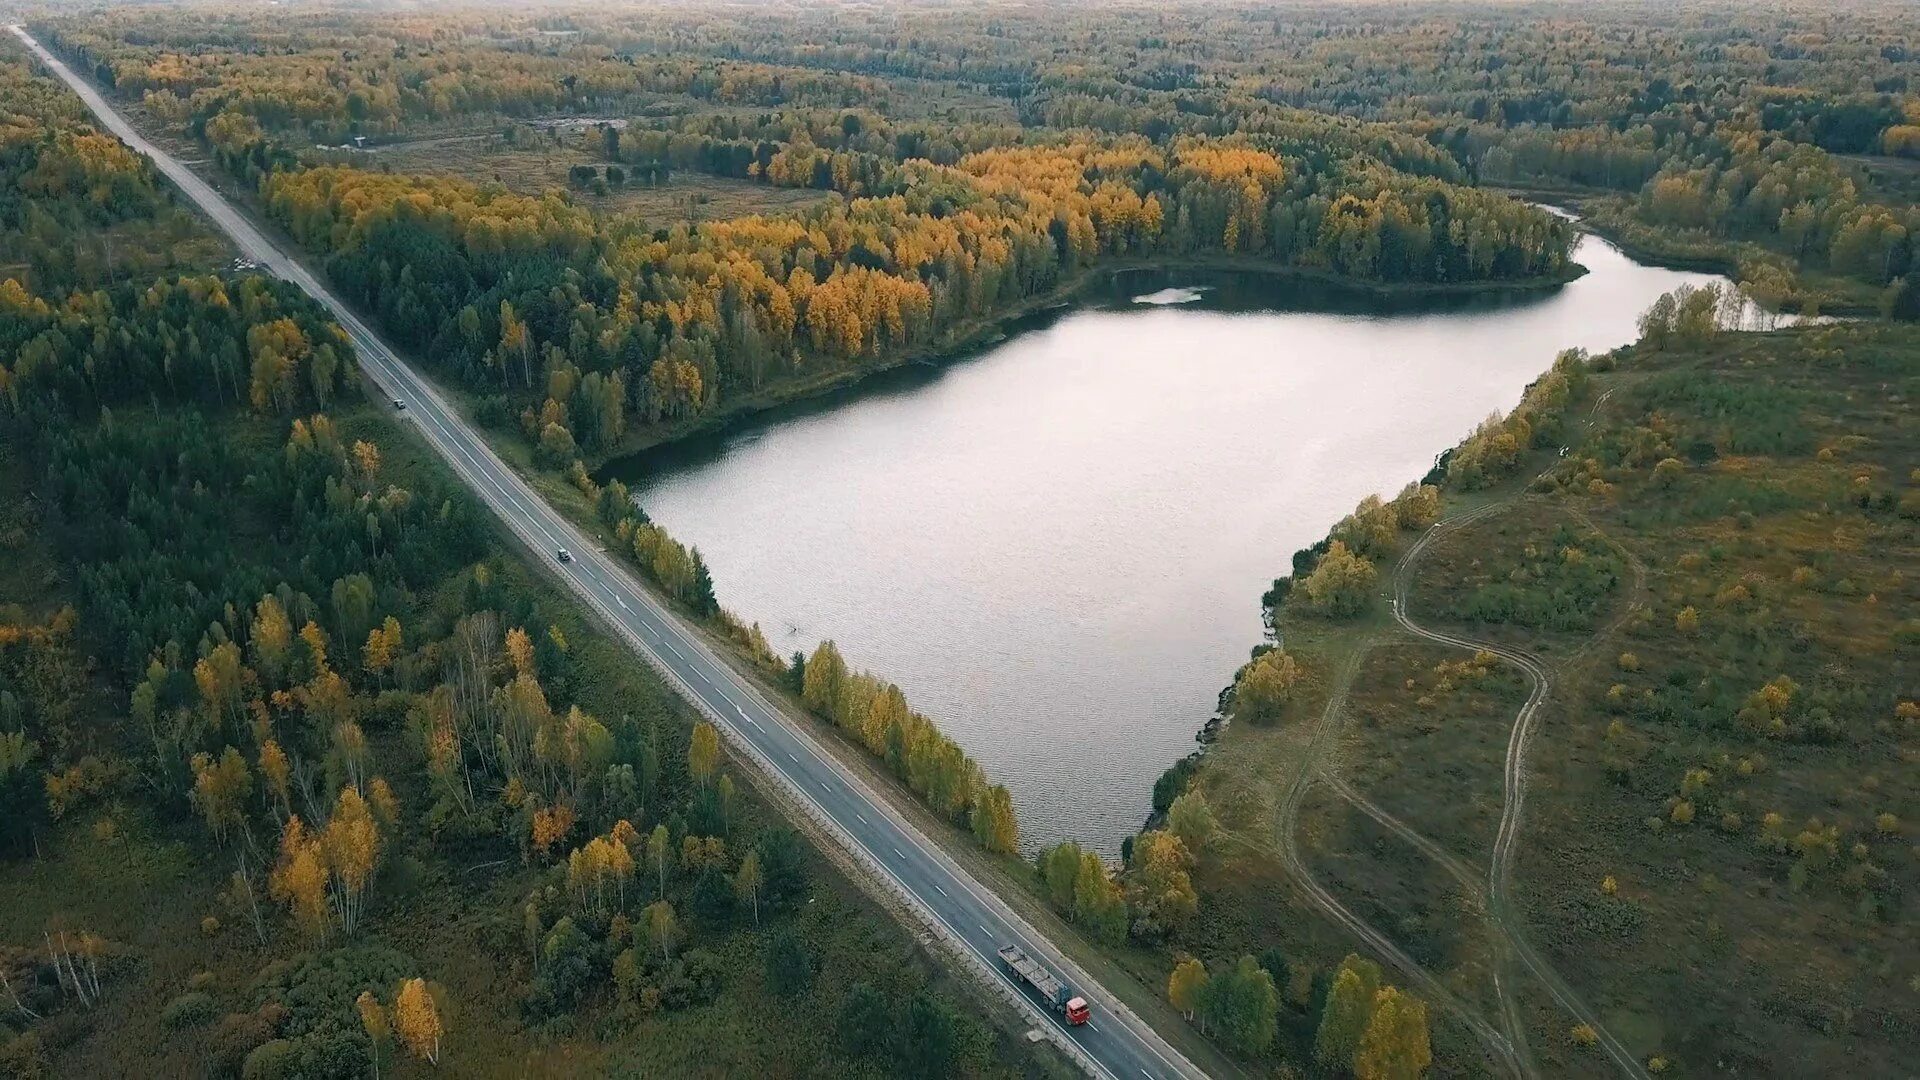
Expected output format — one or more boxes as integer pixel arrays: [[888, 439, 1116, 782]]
[[1355, 986, 1433, 1080], [191, 745, 253, 845], [323, 785, 381, 935], [258, 738, 292, 819], [1169, 957, 1209, 1022], [1299, 541, 1379, 618], [688, 720, 720, 790], [356, 990, 390, 1080], [393, 977, 444, 1065], [269, 815, 330, 940]]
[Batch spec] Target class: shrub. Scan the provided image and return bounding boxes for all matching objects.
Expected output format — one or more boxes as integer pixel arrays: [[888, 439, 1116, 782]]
[[162, 991, 219, 1029], [241, 1039, 301, 1080], [765, 928, 813, 997]]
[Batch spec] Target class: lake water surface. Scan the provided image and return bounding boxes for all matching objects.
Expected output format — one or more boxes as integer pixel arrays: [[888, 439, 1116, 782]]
[[607, 233, 1730, 851]]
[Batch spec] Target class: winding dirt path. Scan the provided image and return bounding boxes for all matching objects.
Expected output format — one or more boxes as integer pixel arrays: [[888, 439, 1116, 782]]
[[1254, 505, 1528, 1078], [1389, 505, 1651, 1080], [1251, 382, 1654, 1079]]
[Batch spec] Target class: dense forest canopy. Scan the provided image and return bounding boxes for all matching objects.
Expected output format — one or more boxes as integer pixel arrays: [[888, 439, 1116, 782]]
[[35, 4, 1591, 465], [31, 0, 1918, 467]]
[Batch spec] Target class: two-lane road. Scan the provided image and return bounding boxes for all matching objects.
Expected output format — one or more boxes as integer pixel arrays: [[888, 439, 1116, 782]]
[[10, 24, 1205, 1080]]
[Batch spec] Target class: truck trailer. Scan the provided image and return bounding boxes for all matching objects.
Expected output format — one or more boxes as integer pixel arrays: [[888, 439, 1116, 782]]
[[997, 944, 1091, 1025]]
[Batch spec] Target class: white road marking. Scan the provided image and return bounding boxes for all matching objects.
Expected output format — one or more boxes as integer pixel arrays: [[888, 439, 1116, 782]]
[[856, 813, 868, 825], [892, 848, 906, 860], [933, 883, 947, 897]]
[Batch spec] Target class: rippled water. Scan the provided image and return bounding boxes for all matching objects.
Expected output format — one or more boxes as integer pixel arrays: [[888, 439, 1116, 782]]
[[606, 233, 1730, 851]]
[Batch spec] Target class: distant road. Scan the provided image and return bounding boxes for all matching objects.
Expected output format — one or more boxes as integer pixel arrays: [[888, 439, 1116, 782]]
[[8, 24, 1204, 1080]]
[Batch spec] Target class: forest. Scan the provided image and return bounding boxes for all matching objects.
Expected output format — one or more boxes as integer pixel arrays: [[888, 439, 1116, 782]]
[[0, 33, 1057, 1080], [4, 2, 1920, 1078], [39, 8, 1579, 467]]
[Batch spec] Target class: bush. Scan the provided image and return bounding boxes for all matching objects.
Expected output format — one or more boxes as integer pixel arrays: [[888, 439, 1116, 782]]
[[838, 982, 891, 1058], [1453, 526, 1623, 630], [207, 1004, 289, 1076], [765, 928, 813, 997], [162, 990, 219, 1029], [249, 944, 412, 1069], [240, 1039, 300, 1080]]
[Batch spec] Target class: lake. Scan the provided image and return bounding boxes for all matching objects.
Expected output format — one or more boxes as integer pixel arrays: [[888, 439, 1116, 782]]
[[606, 232, 1732, 852]]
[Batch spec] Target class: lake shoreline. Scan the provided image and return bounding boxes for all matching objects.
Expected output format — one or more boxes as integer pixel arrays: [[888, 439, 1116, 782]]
[[612, 231, 1723, 849], [591, 254, 1589, 477]]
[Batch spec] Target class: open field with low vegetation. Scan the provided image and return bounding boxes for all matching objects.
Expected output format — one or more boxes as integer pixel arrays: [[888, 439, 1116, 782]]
[[315, 132, 835, 224], [1165, 317, 1918, 1078]]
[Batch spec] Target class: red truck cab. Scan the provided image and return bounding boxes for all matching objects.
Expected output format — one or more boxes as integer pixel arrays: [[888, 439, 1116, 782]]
[[1065, 997, 1091, 1025]]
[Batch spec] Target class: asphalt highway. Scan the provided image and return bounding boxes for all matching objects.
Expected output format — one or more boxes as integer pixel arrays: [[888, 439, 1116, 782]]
[[11, 24, 1207, 1080]]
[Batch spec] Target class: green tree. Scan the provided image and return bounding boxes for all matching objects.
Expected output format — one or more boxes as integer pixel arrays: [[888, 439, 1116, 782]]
[[969, 782, 1019, 854], [802, 640, 847, 717], [642, 900, 680, 963], [647, 824, 672, 897], [1315, 954, 1384, 1071], [1198, 954, 1279, 1056], [1167, 789, 1217, 852], [1039, 841, 1083, 913], [1072, 851, 1130, 946]]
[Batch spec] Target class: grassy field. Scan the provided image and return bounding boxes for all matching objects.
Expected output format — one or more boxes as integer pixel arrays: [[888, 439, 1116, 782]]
[[1170, 319, 1919, 1078], [314, 133, 833, 223]]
